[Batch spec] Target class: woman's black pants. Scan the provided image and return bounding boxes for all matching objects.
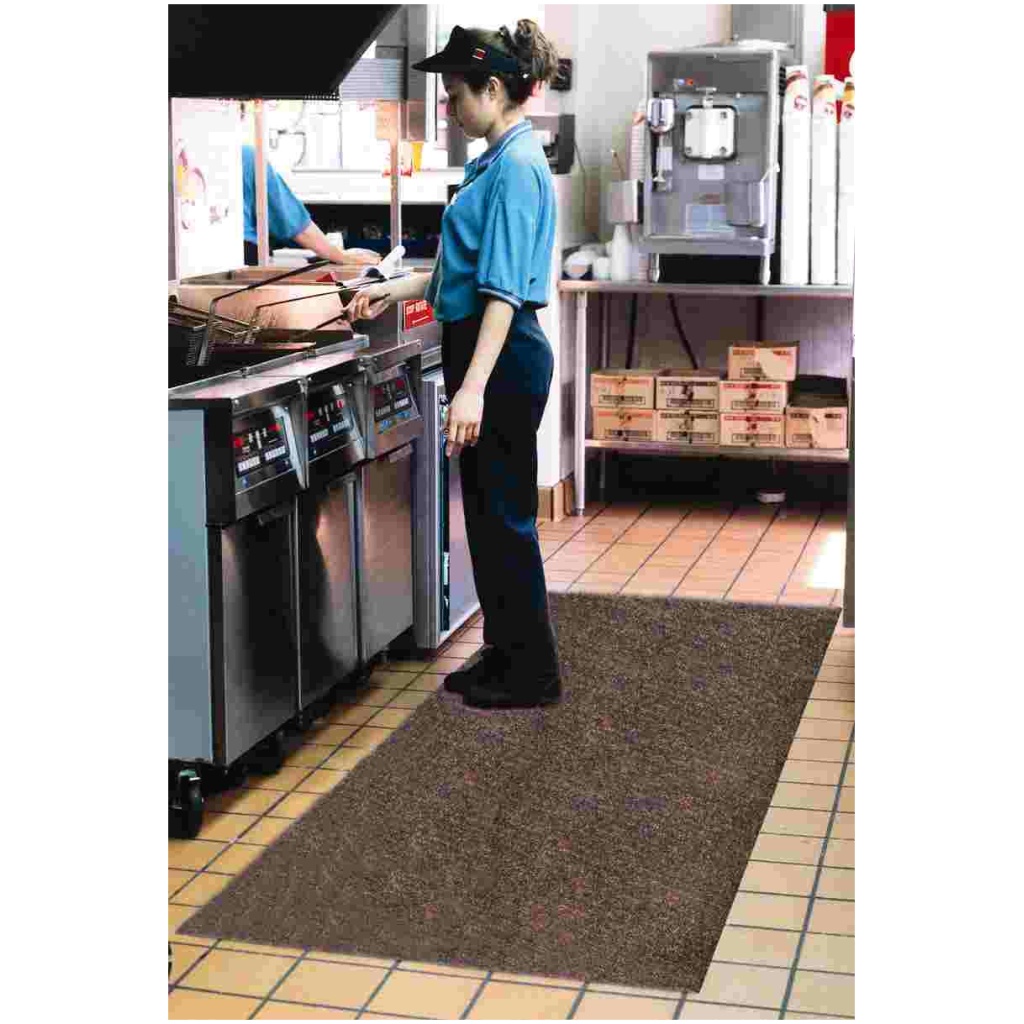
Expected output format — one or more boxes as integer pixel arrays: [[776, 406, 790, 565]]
[[441, 307, 559, 684]]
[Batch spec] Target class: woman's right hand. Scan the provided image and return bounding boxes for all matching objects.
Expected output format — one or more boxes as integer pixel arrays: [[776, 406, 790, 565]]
[[345, 283, 392, 322]]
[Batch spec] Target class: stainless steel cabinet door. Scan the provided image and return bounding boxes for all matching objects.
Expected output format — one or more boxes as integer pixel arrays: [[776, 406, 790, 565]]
[[299, 474, 360, 707], [358, 445, 415, 661], [215, 503, 299, 764], [446, 445, 478, 631]]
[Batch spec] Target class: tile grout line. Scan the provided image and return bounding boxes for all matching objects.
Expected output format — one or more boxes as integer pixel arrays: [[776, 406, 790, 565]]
[[354, 957, 402, 1018], [615, 506, 697, 591], [671, 502, 738, 594], [720, 505, 783, 601], [247, 948, 311, 1020], [777, 725, 856, 1019], [774, 506, 826, 605], [458, 968, 493, 1019], [565, 980, 589, 1018], [672, 989, 688, 1018]]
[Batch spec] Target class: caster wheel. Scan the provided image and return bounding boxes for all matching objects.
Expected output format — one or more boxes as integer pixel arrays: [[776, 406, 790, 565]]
[[170, 769, 203, 838]]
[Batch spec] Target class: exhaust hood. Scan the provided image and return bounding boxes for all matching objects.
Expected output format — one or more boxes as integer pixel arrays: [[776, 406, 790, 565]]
[[169, 5, 402, 99]]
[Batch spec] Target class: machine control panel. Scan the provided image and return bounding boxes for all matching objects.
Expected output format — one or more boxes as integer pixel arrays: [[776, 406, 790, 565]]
[[307, 382, 362, 463], [232, 406, 296, 494], [372, 367, 419, 436]]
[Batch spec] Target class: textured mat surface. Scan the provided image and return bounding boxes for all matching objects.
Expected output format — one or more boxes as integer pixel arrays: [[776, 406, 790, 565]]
[[181, 594, 840, 992]]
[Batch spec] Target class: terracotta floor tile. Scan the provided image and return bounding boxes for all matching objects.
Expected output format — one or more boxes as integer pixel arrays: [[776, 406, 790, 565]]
[[182, 948, 295, 997], [804, 699, 854, 722], [760, 807, 832, 837], [797, 933, 855, 974], [256, 1003, 358, 1019], [645, 553, 697, 569], [547, 579, 572, 592], [306, 952, 395, 968], [169, 839, 227, 872], [488, 972, 581, 988], [173, 871, 233, 907], [545, 552, 603, 572], [831, 813, 855, 840], [326, 705, 378, 727], [344, 726, 393, 749], [740, 860, 817, 896], [218, 940, 306, 957], [824, 839, 855, 869], [243, 766, 314, 792], [386, 689, 434, 709], [787, 739, 848, 763], [751, 833, 824, 866], [368, 969, 482, 1018], [274, 960, 389, 1009], [367, 707, 414, 728], [560, 539, 615, 555], [590, 545, 657, 573], [169, 869, 195, 897], [772, 782, 837, 812], [726, 892, 808, 931], [207, 843, 265, 875], [680, 1004, 777, 1019], [838, 788, 854, 813], [788, 970, 855, 1016], [809, 898, 855, 935], [284, 746, 336, 769], [570, 576, 627, 594], [712, 926, 799, 968], [403, 674, 444, 692], [204, 787, 285, 817], [621, 579, 678, 596], [796, 719, 852, 742], [780, 760, 843, 786], [169, 903, 205, 941], [546, 570, 583, 584], [810, 682, 855, 702], [395, 961, 487, 979], [587, 982, 682, 999], [692, 963, 789, 1008], [424, 656, 466, 674], [197, 813, 260, 843], [169, 941, 209, 984], [168, 989, 262, 1019], [354, 686, 406, 706], [241, 816, 295, 846], [268, 791, 322, 819], [322, 747, 371, 771], [573, 991, 678, 1019], [467, 980, 580, 1019], [386, 659, 432, 672], [675, 587, 727, 599], [368, 668, 416, 688]]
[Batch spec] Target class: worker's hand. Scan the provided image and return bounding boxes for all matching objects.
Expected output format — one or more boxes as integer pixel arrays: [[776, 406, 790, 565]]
[[444, 386, 484, 458], [344, 283, 392, 322], [339, 248, 382, 267]]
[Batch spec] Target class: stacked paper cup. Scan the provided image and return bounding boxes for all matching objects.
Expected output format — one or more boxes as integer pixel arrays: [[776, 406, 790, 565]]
[[810, 75, 838, 285], [780, 65, 812, 285], [837, 77, 855, 285]]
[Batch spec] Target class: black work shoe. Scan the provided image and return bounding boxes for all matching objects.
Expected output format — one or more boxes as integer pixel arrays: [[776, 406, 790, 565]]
[[443, 647, 503, 695], [462, 675, 561, 709]]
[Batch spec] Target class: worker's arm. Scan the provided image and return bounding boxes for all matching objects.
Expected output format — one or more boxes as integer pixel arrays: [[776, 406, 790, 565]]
[[344, 272, 431, 320], [292, 222, 380, 266], [443, 298, 515, 456]]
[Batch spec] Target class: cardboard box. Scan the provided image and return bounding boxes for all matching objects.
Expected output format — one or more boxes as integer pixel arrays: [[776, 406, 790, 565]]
[[720, 413, 786, 447], [727, 344, 799, 381], [593, 408, 656, 442], [655, 369, 722, 411], [720, 380, 789, 414], [590, 369, 656, 410], [655, 410, 720, 445], [785, 406, 849, 449]]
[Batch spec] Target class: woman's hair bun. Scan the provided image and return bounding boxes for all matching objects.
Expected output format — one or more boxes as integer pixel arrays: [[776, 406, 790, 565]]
[[511, 18, 559, 85]]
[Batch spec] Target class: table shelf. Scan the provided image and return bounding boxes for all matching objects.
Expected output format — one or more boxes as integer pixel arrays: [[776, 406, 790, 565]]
[[559, 281, 853, 299], [585, 438, 849, 464]]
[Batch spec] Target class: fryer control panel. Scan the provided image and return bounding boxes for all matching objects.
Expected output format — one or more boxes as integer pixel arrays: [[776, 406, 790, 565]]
[[307, 382, 361, 462], [371, 367, 419, 436], [232, 406, 296, 493]]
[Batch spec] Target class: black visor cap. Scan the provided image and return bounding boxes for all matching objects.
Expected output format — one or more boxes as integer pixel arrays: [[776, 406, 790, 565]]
[[412, 26, 525, 77]]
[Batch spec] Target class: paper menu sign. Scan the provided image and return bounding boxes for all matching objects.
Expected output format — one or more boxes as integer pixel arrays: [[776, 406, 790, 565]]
[[171, 98, 244, 279]]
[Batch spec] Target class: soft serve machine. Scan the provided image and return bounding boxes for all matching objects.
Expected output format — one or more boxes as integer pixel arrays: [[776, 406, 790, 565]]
[[642, 43, 791, 285]]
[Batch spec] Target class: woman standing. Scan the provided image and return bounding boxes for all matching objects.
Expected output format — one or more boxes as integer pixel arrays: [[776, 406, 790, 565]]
[[346, 20, 561, 710]]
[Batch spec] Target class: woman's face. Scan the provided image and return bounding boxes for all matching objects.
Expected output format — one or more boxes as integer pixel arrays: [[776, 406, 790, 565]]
[[443, 74, 497, 140]]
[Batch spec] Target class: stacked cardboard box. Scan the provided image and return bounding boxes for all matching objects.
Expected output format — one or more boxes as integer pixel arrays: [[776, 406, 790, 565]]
[[720, 344, 797, 447], [655, 369, 721, 444], [785, 375, 849, 449], [591, 369, 657, 441]]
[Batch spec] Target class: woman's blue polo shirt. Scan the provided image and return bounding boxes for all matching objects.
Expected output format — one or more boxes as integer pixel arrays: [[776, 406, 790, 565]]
[[425, 120, 556, 322]]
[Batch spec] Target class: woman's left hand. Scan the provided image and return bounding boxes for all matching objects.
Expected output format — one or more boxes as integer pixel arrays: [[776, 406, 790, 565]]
[[444, 386, 485, 457]]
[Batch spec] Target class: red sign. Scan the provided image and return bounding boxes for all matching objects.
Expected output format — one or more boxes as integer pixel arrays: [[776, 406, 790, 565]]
[[402, 299, 436, 331]]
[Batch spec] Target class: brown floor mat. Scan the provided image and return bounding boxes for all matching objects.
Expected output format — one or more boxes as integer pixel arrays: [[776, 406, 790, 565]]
[[180, 594, 840, 992]]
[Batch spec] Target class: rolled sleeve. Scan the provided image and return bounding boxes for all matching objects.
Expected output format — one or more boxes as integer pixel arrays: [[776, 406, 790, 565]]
[[476, 162, 540, 309], [266, 164, 311, 242]]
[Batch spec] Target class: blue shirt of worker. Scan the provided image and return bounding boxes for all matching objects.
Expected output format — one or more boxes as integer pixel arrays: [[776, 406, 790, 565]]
[[425, 120, 555, 322], [241, 144, 311, 246]]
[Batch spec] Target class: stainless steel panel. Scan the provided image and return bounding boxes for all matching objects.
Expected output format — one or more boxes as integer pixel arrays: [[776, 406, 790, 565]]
[[446, 427, 477, 635], [215, 503, 299, 764], [169, 410, 214, 763], [299, 475, 360, 707], [357, 445, 415, 662]]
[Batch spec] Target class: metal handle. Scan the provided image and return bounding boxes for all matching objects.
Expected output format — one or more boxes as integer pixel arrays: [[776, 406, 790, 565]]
[[256, 503, 291, 527]]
